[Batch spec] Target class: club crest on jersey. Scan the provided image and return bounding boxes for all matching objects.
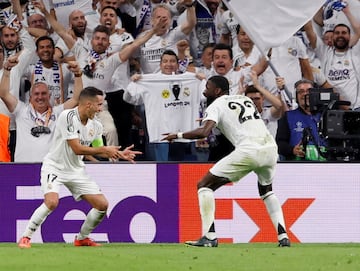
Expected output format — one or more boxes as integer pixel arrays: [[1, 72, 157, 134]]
[[288, 48, 298, 57], [183, 87, 190, 97], [162, 89, 171, 99], [89, 128, 95, 137]]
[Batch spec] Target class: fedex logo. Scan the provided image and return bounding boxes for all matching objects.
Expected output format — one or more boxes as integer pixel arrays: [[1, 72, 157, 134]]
[[178, 164, 360, 243]]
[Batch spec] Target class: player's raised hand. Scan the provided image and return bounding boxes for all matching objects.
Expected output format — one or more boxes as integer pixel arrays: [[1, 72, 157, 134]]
[[32, 0, 47, 14], [4, 55, 19, 70]]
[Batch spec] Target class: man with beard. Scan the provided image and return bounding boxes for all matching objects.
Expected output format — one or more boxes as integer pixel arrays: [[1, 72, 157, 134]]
[[85, 0, 122, 36], [305, 4, 360, 110], [54, 10, 88, 62], [162, 75, 290, 247], [0, 26, 22, 58]]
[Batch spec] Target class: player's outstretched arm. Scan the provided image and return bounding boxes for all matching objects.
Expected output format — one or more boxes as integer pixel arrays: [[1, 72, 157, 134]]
[[67, 139, 142, 162], [162, 120, 216, 142]]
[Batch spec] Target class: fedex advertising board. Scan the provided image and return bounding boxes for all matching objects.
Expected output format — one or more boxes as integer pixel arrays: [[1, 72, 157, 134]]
[[0, 163, 359, 243]]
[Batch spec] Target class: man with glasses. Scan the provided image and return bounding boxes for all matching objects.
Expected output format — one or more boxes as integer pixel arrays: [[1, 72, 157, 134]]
[[276, 79, 327, 161]]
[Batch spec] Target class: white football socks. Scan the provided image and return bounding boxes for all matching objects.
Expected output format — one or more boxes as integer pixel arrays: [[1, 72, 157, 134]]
[[77, 208, 106, 240], [22, 203, 52, 238], [198, 187, 216, 240], [262, 191, 288, 240]]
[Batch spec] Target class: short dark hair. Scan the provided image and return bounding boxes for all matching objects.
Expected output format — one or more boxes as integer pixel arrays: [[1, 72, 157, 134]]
[[35, 36, 55, 50], [294, 79, 314, 91], [79, 87, 104, 101], [245, 85, 261, 96], [202, 43, 215, 52], [333, 23, 351, 34], [101, 6, 117, 15], [208, 75, 229, 94], [161, 49, 178, 62], [93, 25, 111, 37], [212, 43, 233, 59]]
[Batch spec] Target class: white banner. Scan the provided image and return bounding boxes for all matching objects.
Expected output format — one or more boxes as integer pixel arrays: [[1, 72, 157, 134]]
[[223, 0, 324, 53]]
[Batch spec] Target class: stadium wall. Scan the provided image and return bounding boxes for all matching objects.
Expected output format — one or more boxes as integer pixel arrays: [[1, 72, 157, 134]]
[[0, 163, 359, 243]]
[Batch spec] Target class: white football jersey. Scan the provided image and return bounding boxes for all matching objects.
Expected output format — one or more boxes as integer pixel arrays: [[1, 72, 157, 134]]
[[203, 95, 275, 148], [13, 103, 64, 162], [72, 40, 123, 93], [124, 72, 203, 142], [42, 108, 103, 175], [316, 36, 360, 109]]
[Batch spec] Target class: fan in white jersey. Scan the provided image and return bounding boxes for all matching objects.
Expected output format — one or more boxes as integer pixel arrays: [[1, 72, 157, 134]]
[[305, 4, 360, 110], [162, 75, 290, 247], [54, 10, 88, 63], [18, 87, 142, 248], [0, 56, 84, 162]]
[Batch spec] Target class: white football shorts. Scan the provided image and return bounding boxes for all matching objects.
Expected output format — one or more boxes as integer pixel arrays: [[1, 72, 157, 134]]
[[40, 167, 102, 201], [210, 143, 278, 186]]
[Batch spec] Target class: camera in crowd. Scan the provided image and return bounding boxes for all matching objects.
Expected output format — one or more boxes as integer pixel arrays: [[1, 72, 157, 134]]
[[306, 88, 360, 161], [31, 126, 51, 137]]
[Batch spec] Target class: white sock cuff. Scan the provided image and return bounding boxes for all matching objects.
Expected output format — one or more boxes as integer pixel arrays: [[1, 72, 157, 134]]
[[92, 208, 106, 214], [40, 202, 53, 214], [261, 191, 274, 200], [198, 187, 213, 195]]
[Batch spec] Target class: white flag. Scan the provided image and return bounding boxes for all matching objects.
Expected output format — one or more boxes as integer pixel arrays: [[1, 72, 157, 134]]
[[223, 0, 324, 53]]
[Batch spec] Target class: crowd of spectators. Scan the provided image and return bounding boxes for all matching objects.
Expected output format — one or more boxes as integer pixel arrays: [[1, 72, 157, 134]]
[[1, 0, 360, 163]]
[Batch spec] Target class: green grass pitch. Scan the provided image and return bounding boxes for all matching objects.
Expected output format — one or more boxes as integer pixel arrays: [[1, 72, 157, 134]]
[[0, 243, 359, 271]]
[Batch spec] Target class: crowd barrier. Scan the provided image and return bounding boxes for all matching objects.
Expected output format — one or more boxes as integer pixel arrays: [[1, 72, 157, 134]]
[[0, 162, 359, 243]]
